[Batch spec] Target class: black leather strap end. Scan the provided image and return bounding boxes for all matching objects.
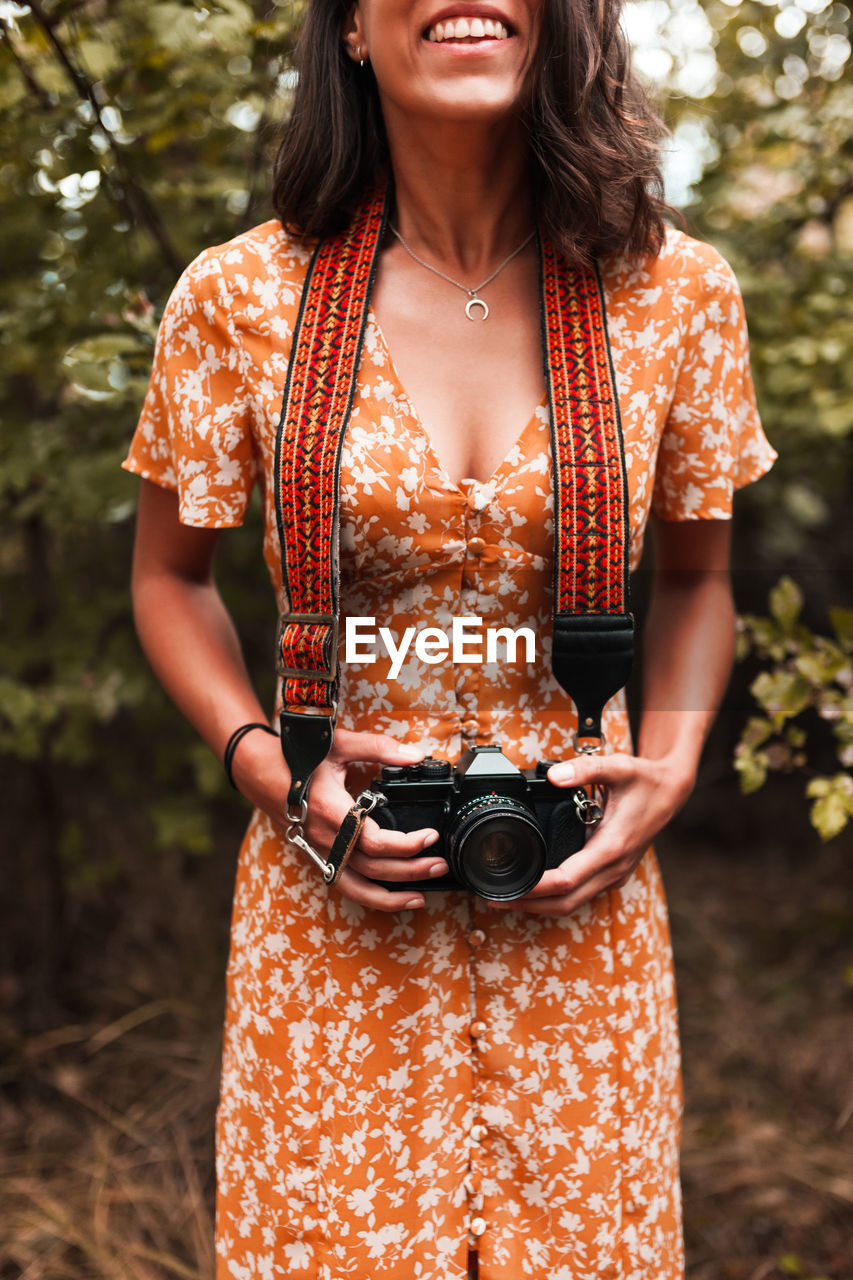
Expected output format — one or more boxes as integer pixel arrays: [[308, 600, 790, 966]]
[[279, 710, 335, 809], [552, 613, 635, 740], [326, 804, 368, 885]]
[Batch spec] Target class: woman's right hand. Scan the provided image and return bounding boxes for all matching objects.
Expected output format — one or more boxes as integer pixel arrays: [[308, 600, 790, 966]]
[[231, 725, 447, 912]]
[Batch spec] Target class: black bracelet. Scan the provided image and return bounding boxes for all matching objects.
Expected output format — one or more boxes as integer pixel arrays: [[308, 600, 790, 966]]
[[223, 722, 277, 789]]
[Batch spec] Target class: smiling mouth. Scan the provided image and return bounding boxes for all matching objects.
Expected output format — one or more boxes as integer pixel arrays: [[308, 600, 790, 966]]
[[425, 17, 512, 43]]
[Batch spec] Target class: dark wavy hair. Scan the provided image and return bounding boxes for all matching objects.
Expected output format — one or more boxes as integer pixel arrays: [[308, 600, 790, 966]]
[[272, 0, 675, 264]]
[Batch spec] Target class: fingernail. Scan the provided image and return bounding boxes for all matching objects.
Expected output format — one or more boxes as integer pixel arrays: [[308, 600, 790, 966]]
[[429, 862, 447, 877], [549, 762, 575, 782], [422, 831, 439, 848], [404, 897, 425, 908], [399, 745, 424, 761]]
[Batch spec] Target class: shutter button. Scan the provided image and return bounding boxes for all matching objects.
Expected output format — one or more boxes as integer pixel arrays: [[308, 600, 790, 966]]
[[467, 537, 486, 558]]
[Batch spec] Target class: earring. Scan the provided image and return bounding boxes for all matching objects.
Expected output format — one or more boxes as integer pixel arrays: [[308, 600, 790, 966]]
[[359, 46, 367, 67]]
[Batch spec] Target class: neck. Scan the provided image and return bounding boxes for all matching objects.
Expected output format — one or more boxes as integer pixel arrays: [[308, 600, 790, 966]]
[[382, 110, 535, 273]]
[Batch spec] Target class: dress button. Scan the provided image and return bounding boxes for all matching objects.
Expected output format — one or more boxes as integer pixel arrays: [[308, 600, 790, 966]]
[[468, 929, 486, 947], [469, 1124, 487, 1143], [625, 1199, 636, 1215], [470, 1217, 488, 1237], [470, 1020, 487, 1038], [467, 537, 486, 558]]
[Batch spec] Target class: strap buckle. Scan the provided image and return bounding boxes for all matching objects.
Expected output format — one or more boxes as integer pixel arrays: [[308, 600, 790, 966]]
[[277, 612, 339, 682], [571, 729, 607, 756], [354, 788, 387, 813], [573, 787, 604, 827]]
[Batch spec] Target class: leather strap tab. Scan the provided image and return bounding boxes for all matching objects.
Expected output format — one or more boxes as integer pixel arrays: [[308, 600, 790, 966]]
[[280, 710, 335, 810], [552, 613, 635, 741]]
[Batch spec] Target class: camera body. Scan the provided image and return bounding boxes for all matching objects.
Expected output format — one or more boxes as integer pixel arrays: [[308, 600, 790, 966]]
[[369, 744, 590, 901]]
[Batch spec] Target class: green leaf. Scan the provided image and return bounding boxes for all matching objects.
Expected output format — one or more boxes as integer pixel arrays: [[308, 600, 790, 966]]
[[62, 334, 142, 400], [750, 670, 813, 727], [769, 576, 803, 633], [830, 607, 853, 650], [735, 746, 769, 794], [809, 791, 851, 841], [806, 774, 853, 840]]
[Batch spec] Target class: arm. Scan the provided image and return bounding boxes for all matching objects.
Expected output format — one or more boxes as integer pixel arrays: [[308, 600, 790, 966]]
[[492, 517, 735, 916], [131, 479, 446, 907], [637, 517, 735, 787]]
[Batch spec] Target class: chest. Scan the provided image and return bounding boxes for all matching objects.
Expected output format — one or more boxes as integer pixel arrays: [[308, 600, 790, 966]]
[[369, 242, 544, 487]]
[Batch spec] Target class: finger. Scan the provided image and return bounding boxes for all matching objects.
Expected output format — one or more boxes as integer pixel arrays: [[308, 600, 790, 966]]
[[329, 728, 426, 766], [358, 817, 440, 858], [489, 845, 647, 915], [496, 834, 638, 902], [535, 846, 621, 897], [348, 851, 449, 882], [336, 867, 427, 913], [546, 751, 640, 791], [488, 868, 616, 916]]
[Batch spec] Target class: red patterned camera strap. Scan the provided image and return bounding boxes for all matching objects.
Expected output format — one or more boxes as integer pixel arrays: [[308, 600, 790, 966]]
[[540, 236, 629, 617], [276, 195, 628, 718], [275, 188, 389, 712]]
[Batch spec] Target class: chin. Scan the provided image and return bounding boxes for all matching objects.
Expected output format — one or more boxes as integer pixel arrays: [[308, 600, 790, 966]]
[[415, 78, 525, 122]]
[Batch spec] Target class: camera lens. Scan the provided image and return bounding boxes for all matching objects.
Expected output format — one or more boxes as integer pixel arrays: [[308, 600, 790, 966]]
[[447, 794, 546, 900]]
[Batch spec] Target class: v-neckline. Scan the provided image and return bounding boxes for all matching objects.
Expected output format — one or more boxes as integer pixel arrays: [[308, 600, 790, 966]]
[[367, 307, 548, 497]]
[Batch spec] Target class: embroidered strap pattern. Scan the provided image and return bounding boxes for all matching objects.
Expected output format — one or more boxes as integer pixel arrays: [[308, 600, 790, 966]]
[[274, 188, 388, 711], [540, 236, 629, 617]]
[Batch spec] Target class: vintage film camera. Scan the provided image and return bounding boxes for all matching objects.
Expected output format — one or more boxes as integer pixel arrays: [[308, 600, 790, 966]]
[[369, 744, 600, 902]]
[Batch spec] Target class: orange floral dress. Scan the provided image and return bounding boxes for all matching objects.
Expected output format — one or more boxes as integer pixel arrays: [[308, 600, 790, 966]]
[[124, 219, 776, 1280]]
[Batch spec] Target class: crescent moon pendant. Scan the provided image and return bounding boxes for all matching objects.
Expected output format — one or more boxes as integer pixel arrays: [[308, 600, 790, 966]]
[[465, 296, 489, 322]]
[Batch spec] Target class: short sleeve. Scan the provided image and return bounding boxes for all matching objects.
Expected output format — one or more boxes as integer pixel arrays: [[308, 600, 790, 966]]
[[123, 247, 256, 527], [651, 246, 777, 521]]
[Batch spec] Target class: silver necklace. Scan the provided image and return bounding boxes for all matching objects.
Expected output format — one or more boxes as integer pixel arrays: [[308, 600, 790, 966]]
[[389, 223, 535, 321]]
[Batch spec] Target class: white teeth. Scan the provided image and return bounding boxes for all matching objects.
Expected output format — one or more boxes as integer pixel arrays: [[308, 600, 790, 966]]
[[426, 15, 511, 42]]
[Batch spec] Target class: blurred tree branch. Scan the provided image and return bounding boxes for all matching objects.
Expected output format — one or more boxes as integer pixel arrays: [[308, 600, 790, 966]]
[[24, 0, 183, 273]]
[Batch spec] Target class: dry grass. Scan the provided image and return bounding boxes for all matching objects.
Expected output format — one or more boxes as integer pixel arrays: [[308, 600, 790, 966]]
[[1, 814, 851, 1280], [659, 829, 853, 1280], [1, 999, 220, 1280]]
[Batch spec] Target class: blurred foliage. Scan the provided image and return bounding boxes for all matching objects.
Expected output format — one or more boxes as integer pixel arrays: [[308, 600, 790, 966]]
[[653, 0, 853, 566], [0, 0, 851, 1013], [0, 0, 301, 921], [736, 576, 853, 837], [635, 0, 853, 841]]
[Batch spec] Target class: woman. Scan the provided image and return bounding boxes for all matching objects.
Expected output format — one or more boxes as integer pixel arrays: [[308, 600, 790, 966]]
[[125, 0, 776, 1276]]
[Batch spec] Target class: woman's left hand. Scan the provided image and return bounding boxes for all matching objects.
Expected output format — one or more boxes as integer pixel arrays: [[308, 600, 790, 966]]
[[488, 751, 694, 917]]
